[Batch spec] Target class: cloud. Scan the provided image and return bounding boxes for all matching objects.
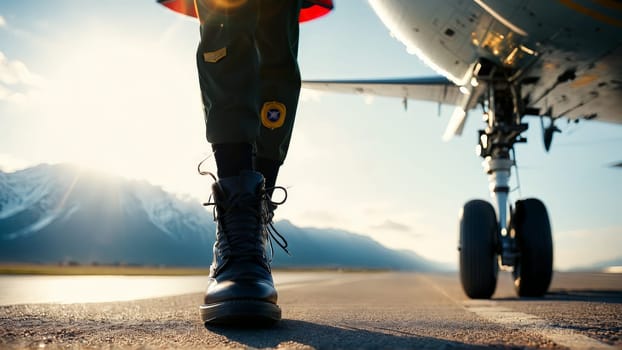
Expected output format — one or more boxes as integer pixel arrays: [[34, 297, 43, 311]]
[[0, 51, 45, 104], [371, 219, 413, 233], [0, 15, 6, 28], [0, 84, 27, 104], [0, 51, 45, 87]]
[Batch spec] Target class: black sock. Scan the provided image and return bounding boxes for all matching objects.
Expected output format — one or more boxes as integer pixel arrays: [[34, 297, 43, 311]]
[[212, 143, 253, 179], [254, 156, 281, 196]]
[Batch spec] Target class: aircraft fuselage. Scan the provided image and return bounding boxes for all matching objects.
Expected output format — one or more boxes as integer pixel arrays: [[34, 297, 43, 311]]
[[369, 0, 622, 123]]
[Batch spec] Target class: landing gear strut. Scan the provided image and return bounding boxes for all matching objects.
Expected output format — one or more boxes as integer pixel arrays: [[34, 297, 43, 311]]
[[459, 63, 553, 299]]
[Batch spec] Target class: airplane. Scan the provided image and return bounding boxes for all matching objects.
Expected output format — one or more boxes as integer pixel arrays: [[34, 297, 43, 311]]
[[302, 0, 622, 299]]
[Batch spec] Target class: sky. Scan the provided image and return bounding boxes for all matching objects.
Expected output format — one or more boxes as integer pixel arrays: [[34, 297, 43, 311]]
[[1, 1, 621, 270]]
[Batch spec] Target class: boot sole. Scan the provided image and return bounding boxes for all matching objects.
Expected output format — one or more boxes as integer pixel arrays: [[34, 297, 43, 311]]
[[200, 300, 281, 327]]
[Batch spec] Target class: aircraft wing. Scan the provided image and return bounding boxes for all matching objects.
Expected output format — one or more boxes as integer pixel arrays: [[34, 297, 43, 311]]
[[302, 76, 463, 105], [302, 76, 485, 140]]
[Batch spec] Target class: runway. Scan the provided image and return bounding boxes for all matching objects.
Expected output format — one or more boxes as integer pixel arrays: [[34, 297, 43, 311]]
[[1, 271, 620, 349]]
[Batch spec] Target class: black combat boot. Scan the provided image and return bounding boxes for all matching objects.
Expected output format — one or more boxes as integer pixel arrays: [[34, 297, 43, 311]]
[[200, 171, 281, 327]]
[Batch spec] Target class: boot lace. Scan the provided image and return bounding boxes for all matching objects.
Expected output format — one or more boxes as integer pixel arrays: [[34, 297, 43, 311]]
[[262, 186, 290, 261], [198, 157, 290, 262]]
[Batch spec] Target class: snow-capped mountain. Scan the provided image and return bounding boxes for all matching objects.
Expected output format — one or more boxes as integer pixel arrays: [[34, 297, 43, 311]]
[[0, 164, 440, 270], [0, 164, 215, 266], [0, 164, 80, 239]]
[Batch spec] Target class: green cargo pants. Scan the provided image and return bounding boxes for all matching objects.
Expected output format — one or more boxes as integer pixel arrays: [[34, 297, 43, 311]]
[[195, 0, 303, 163]]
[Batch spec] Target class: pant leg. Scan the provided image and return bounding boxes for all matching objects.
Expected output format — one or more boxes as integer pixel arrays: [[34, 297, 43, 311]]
[[255, 0, 303, 163], [195, 0, 261, 145]]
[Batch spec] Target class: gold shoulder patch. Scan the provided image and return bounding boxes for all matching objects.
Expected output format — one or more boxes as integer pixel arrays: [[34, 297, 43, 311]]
[[261, 101, 286, 129], [203, 47, 227, 63]]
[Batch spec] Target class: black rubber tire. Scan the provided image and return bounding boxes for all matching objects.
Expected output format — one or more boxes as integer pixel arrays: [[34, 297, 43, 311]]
[[511, 198, 553, 297], [459, 199, 498, 299]]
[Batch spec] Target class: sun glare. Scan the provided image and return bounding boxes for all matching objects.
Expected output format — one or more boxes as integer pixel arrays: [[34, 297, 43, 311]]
[[31, 28, 205, 190]]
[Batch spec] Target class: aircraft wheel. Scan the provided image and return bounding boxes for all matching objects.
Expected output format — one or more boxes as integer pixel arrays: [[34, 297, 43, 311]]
[[511, 198, 553, 297], [459, 200, 498, 299]]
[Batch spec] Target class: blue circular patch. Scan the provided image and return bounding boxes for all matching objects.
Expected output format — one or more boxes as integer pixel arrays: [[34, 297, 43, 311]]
[[267, 109, 281, 122], [261, 101, 286, 129]]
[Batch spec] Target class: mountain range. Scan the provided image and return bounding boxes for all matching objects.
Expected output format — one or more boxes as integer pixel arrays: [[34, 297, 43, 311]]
[[0, 164, 440, 271]]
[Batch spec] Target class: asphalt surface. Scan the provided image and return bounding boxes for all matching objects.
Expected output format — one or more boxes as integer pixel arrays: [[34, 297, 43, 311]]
[[1, 271, 621, 349]]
